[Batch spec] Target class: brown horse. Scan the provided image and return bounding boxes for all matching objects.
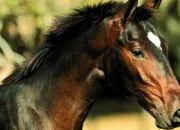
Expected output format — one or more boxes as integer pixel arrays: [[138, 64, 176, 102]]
[[0, 1, 136, 130], [0, 0, 180, 130], [102, 0, 180, 129]]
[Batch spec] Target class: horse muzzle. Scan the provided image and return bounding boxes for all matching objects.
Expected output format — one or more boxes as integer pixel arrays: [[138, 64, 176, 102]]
[[154, 96, 180, 129], [155, 109, 180, 129], [138, 88, 180, 129], [155, 110, 172, 129]]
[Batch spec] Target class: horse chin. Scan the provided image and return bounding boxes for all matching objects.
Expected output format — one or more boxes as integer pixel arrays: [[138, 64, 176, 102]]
[[155, 112, 172, 129], [139, 101, 173, 129]]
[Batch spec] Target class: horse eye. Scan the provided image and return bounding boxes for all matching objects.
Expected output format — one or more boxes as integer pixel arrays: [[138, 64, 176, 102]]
[[131, 49, 145, 58]]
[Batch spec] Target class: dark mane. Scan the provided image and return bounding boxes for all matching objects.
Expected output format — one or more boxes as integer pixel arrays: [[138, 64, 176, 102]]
[[45, 1, 124, 44], [2, 1, 124, 85]]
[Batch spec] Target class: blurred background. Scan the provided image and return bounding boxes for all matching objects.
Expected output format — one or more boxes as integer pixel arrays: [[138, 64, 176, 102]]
[[0, 0, 180, 129]]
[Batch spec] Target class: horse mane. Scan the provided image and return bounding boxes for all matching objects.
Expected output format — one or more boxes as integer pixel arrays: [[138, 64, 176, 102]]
[[2, 1, 124, 85]]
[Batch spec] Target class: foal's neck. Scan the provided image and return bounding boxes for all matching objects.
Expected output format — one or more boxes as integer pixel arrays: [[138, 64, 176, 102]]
[[48, 56, 105, 130]]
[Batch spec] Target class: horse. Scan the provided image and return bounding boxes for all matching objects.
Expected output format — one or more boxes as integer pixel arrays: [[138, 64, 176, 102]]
[[0, 1, 138, 130], [102, 0, 180, 129], [0, 0, 180, 130]]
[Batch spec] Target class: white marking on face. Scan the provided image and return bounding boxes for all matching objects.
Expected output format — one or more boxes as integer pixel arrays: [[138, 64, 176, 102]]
[[147, 32, 162, 51]]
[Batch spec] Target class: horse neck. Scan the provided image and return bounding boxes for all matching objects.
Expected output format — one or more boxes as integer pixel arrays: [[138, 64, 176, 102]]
[[45, 67, 104, 130], [21, 25, 113, 129], [39, 45, 107, 130]]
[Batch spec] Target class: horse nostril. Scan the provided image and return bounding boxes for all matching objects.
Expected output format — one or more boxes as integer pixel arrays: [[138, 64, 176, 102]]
[[172, 109, 180, 127]]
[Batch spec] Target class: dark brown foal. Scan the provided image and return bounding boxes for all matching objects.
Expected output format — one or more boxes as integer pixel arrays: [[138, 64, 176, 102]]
[[0, 1, 135, 130]]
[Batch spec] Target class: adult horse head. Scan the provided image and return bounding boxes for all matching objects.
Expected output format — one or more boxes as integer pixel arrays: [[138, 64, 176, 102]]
[[104, 0, 180, 129]]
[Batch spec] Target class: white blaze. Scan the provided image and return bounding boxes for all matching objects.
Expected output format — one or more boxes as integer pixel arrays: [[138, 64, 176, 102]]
[[147, 32, 162, 51]]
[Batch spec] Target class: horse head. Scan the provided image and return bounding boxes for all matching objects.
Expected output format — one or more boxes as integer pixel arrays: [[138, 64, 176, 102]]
[[104, 0, 180, 129]]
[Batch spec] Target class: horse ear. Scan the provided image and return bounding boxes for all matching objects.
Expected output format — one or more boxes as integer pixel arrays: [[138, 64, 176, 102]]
[[123, 0, 138, 25], [136, 0, 162, 20]]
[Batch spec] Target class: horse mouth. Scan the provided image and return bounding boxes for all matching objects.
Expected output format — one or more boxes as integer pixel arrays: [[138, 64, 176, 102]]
[[155, 113, 173, 129], [139, 100, 173, 129]]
